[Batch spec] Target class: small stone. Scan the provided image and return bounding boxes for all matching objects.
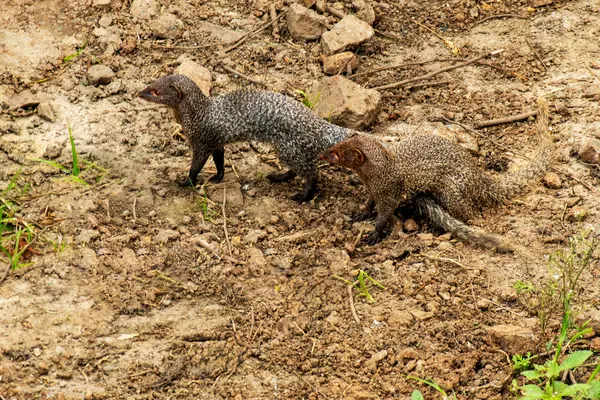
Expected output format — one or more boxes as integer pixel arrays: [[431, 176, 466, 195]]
[[365, 349, 387, 370], [352, 0, 376, 25], [287, 3, 328, 41], [78, 248, 99, 270], [150, 13, 184, 39], [315, 0, 326, 12], [583, 84, 600, 98], [299, 0, 317, 8], [476, 298, 491, 310], [578, 137, 600, 165], [99, 15, 113, 27], [567, 206, 588, 222], [175, 59, 212, 96], [488, 324, 536, 354], [403, 219, 418, 232], [308, 75, 380, 129], [244, 229, 267, 244], [576, 309, 600, 335], [93, 0, 111, 7], [321, 15, 374, 55], [409, 310, 434, 321], [395, 348, 419, 362], [3, 90, 46, 110], [500, 287, 517, 302], [530, 0, 553, 7], [43, 140, 66, 159], [416, 233, 434, 241], [130, 0, 158, 19], [154, 229, 179, 244], [387, 310, 413, 327], [590, 338, 600, 351], [37, 101, 57, 122], [438, 291, 451, 301], [542, 172, 561, 189], [87, 64, 115, 86], [437, 241, 453, 251], [76, 229, 100, 244], [247, 247, 267, 266], [322, 52, 359, 75]]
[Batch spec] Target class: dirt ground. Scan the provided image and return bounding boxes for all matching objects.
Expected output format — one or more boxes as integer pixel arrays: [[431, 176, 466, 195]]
[[1, 0, 600, 399]]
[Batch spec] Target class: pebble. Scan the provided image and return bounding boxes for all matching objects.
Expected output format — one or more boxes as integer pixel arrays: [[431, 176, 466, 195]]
[[322, 52, 359, 75], [286, 3, 328, 41], [321, 15, 374, 55], [387, 310, 413, 327], [37, 101, 57, 122], [130, 0, 158, 19], [150, 13, 184, 39], [542, 172, 562, 189], [87, 65, 115, 86]]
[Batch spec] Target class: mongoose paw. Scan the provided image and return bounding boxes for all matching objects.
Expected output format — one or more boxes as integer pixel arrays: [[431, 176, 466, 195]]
[[352, 210, 374, 222], [363, 231, 383, 245], [267, 170, 297, 183], [177, 177, 200, 188], [209, 173, 224, 183], [290, 192, 313, 203]]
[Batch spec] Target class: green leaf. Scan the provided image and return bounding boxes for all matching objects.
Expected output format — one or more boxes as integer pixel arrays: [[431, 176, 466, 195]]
[[68, 124, 80, 176], [560, 383, 591, 396], [520, 384, 546, 397], [552, 381, 568, 394], [411, 390, 425, 400], [558, 351, 593, 372], [522, 370, 543, 381], [587, 380, 600, 398], [31, 158, 69, 172]]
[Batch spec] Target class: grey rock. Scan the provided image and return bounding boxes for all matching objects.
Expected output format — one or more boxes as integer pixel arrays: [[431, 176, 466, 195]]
[[87, 65, 115, 86], [3, 90, 46, 110], [154, 229, 179, 244], [43, 140, 66, 159], [246, 247, 267, 266], [99, 15, 113, 27], [308, 75, 380, 129], [244, 229, 267, 244], [578, 136, 600, 165], [76, 229, 101, 244], [37, 101, 57, 122], [175, 59, 212, 96], [287, 3, 328, 41], [130, 0, 158, 19], [387, 310, 413, 327], [321, 15, 374, 55], [93, 0, 111, 7], [150, 13, 184, 39], [77, 248, 100, 270], [353, 0, 376, 25], [197, 21, 245, 44]]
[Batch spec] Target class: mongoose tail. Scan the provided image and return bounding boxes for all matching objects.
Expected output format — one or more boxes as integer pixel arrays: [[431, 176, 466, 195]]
[[492, 97, 553, 202], [415, 197, 513, 253]]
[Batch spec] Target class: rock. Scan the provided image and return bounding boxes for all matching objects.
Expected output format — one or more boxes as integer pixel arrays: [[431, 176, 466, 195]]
[[542, 172, 561, 189], [37, 101, 57, 122], [93, 0, 111, 7], [487, 324, 536, 354], [403, 219, 418, 232], [583, 84, 600, 99], [119, 248, 138, 269], [409, 310, 434, 321], [308, 76, 380, 129], [577, 309, 600, 336], [247, 247, 267, 266], [44, 140, 66, 159], [87, 65, 115, 86], [325, 248, 350, 274], [315, 0, 326, 12], [352, 0, 376, 25], [154, 229, 179, 244], [387, 310, 413, 328], [175, 60, 212, 96], [275, 230, 314, 243], [3, 90, 46, 110], [299, 0, 317, 8], [322, 52, 359, 75], [578, 137, 600, 165], [365, 350, 387, 370], [530, 0, 553, 7], [99, 15, 113, 27], [130, 0, 158, 19], [77, 248, 99, 270], [567, 206, 588, 222], [105, 79, 123, 95], [76, 229, 100, 244], [150, 13, 184, 39], [198, 21, 245, 44], [207, 182, 244, 208], [244, 229, 267, 244], [395, 348, 420, 363], [287, 3, 328, 41], [321, 15, 374, 55]]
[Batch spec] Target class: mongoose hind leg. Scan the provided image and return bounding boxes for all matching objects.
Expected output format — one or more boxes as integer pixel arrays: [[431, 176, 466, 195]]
[[209, 147, 225, 183], [363, 198, 396, 245], [291, 175, 318, 203], [353, 199, 376, 222], [267, 170, 297, 183]]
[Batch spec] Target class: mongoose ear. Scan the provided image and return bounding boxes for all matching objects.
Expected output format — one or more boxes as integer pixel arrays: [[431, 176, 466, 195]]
[[352, 148, 365, 164], [168, 84, 183, 101]]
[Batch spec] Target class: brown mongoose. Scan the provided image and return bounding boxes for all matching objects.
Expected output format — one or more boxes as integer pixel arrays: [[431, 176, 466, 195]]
[[323, 97, 552, 251], [138, 74, 351, 202]]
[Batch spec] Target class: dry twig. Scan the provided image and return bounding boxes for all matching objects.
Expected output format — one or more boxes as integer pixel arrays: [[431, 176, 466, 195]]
[[222, 188, 233, 258], [348, 280, 361, 324], [525, 38, 547, 71], [224, 12, 287, 53], [472, 13, 527, 27], [474, 111, 537, 128], [219, 64, 267, 87], [269, 4, 279, 38]]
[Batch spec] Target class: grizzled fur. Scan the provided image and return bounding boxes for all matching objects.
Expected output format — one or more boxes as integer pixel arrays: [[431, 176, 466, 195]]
[[139, 74, 350, 202], [324, 98, 553, 251]]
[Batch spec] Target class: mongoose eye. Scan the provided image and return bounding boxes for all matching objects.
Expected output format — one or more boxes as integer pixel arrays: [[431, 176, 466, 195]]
[[149, 89, 159, 97]]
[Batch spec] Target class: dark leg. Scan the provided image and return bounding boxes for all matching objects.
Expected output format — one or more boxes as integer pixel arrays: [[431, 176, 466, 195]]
[[291, 175, 318, 203], [184, 147, 211, 187], [363, 199, 396, 245], [267, 169, 297, 183], [209, 147, 225, 183], [353, 199, 376, 222]]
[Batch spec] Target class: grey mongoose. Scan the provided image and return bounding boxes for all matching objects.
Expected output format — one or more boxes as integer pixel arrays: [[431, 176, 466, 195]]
[[138, 74, 350, 202], [323, 97, 553, 251]]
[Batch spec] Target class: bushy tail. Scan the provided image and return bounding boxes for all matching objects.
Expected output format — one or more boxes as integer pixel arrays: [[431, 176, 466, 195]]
[[416, 197, 513, 253], [493, 97, 554, 201]]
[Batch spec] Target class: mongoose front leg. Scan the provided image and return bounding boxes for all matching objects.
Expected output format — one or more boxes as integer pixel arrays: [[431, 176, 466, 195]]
[[186, 147, 211, 187], [291, 175, 318, 203], [363, 199, 396, 245], [209, 147, 225, 183], [267, 170, 297, 183], [353, 199, 376, 222]]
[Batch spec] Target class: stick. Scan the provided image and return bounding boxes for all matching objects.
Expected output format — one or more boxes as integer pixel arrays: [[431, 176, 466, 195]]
[[224, 12, 287, 53], [326, 5, 345, 19], [222, 188, 233, 258], [219, 64, 267, 87], [347, 282, 361, 324], [195, 238, 221, 261], [374, 29, 403, 41], [269, 4, 279, 39], [132, 198, 137, 224], [152, 43, 225, 50], [348, 58, 461, 79], [477, 60, 527, 80], [474, 111, 537, 128], [525, 38, 547, 71], [372, 50, 503, 90], [472, 14, 527, 27], [381, 80, 451, 97]]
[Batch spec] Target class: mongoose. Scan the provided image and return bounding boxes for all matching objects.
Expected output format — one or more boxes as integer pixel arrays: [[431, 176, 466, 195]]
[[138, 74, 350, 202], [323, 97, 552, 251]]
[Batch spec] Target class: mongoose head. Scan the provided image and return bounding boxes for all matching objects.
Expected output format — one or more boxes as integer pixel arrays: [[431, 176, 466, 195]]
[[138, 74, 204, 107], [323, 134, 394, 173]]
